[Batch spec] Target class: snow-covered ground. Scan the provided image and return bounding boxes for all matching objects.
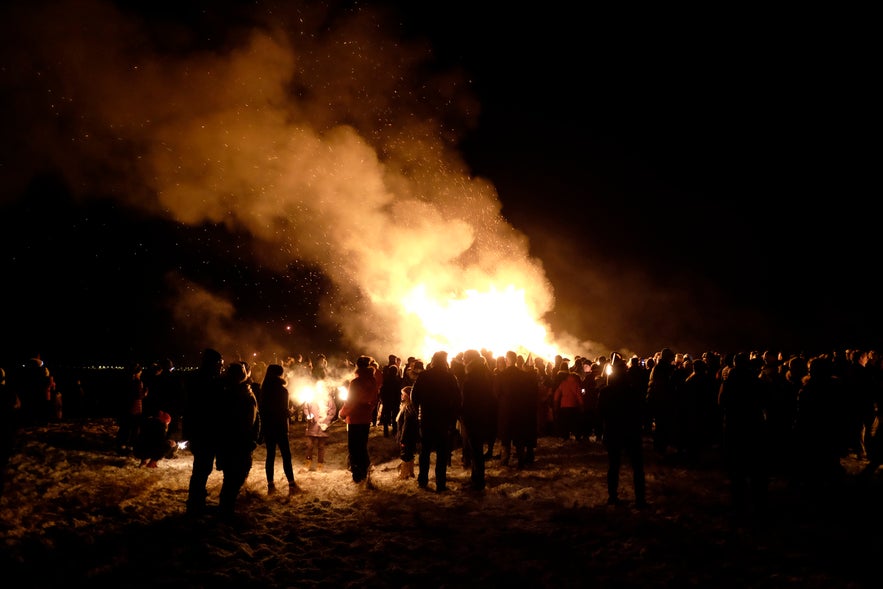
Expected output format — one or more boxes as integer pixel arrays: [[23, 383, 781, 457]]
[[1, 417, 880, 588]]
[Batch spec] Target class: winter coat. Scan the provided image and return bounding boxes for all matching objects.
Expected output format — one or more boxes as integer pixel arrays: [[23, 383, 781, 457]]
[[182, 368, 224, 446], [498, 365, 538, 446], [554, 372, 584, 411], [339, 367, 379, 425], [460, 358, 497, 442], [305, 386, 337, 438], [379, 369, 404, 422], [411, 365, 461, 438], [259, 374, 293, 442], [598, 375, 646, 446], [397, 399, 420, 456], [217, 378, 259, 456], [134, 414, 175, 461]]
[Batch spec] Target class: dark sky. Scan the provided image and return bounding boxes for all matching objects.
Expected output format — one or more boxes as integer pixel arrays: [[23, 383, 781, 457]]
[[0, 1, 877, 367]]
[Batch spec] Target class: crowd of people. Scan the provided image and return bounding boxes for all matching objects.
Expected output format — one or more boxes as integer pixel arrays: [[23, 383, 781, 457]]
[[2, 345, 883, 518]]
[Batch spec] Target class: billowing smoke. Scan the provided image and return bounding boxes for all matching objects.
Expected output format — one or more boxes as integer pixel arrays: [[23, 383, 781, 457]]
[[0, 1, 604, 363]]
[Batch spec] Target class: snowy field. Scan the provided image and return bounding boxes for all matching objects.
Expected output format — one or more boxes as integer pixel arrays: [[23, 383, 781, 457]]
[[1, 417, 880, 588]]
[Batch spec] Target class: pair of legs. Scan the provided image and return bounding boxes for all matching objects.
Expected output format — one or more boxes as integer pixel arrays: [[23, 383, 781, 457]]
[[418, 430, 451, 491], [466, 432, 493, 490], [265, 433, 295, 487], [186, 442, 217, 514], [606, 437, 646, 506], [218, 449, 254, 516], [306, 435, 327, 467], [347, 424, 370, 482]]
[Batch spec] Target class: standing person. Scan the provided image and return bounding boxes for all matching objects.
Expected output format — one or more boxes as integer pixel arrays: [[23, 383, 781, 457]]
[[378, 363, 403, 438], [794, 355, 847, 489], [369, 358, 383, 427], [143, 358, 185, 442], [183, 348, 225, 516], [0, 367, 21, 497], [17, 355, 52, 426], [498, 351, 538, 468], [215, 361, 260, 518], [460, 349, 496, 491], [553, 364, 584, 441], [411, 350, 461, 492], [647, 347, 678, 456], [303, 378, 336, 472], [598, 358, 647, 507], [717, 351, 769, 514], [493, 355, 513, 465], [116, 363, 148, 455], [338, 355, 379, 484], [396, 385, 420, 479], [259, 364, 298, 497]]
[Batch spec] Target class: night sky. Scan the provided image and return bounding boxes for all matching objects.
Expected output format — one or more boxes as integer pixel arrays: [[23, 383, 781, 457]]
[[0, 1, 876, 368]]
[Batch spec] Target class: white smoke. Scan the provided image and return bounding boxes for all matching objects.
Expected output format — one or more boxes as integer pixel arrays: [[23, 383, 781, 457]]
[[0, 1, 604, 362]]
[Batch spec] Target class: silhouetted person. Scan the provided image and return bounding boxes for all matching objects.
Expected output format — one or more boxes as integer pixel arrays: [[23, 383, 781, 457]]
[[498, 351, 538, 468], [396, 385, 420, 479], [215, 361, 260, 518], [184, 348, 224, 516], [133, 410, 177, 468], [460, 349, 496, 491], [679, 358, 717, 466], [647, 347, 678, 456], [379, 363, 403, 438], [17, 355, 52, 426], [116, 363, 147, 455], [718, 351, 769, 514], [794, 355, 847, 491], [598, 358, 647, 507], [143, 358, 185, 442], [339, 355, 379, 484], [411, 350, 461, 492], [260, 363, 298, 496]]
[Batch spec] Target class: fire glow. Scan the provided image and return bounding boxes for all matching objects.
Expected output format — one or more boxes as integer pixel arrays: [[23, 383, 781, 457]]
[[402, 283, 559, 361]]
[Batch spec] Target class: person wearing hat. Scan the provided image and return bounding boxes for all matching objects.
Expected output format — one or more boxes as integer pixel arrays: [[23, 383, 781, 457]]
[[338, 355, 380, 483], [134, 410, 178, 468]]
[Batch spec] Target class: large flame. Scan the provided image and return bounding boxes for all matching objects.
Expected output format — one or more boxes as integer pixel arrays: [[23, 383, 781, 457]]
[[402, 284, 558, 361]]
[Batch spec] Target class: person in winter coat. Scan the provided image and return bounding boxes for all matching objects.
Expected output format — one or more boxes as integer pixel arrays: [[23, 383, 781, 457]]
[[411, 350, 461, 492], [553, 367, 584, 441], [717, 351, 770, 513], [460, 349, 497, 491], [497, 351, 538, 468], [378, 364, 403, 438], [184, 348, 225, 516], [259, 364, 298, 496], [396, 385, 420, 479], [215, 361, 260, 517], [339, 356, 379, 483], [134, 410, 178, 468], [116, 363, 148, 455], [598, 358, 647, 507], [303, 379, 337, 472]]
